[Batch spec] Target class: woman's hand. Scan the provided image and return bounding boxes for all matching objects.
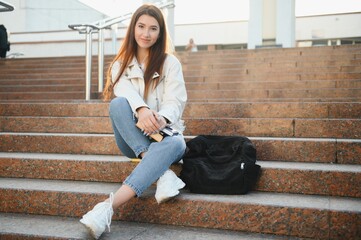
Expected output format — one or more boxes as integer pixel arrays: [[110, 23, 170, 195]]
[[137, 107, 167, 135]]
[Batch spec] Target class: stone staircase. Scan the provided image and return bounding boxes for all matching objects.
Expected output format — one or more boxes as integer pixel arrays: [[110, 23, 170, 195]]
[[0, 45, 360, 239]]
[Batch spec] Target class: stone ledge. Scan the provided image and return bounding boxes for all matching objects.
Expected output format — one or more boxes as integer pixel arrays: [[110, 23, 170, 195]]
[[0, 213, 296, 240], [1, 178, 360, 239], [1, 153, 360, 197]]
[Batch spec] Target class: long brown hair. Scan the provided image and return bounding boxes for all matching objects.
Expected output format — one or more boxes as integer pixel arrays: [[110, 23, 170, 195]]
[[103, 4, 172, 101]]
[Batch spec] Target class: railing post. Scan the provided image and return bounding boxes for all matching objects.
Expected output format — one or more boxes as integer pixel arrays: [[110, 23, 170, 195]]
[[85, 26, 93, 101], [111, 25, 118, 54], [98, 28, 104, 94]]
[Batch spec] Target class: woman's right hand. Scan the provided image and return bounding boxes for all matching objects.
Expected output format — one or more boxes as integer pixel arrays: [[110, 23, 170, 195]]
[[136, 107, 164, 135]]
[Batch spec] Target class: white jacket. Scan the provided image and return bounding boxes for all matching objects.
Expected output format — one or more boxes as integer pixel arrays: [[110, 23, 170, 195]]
[[112, 54, 187, 133]]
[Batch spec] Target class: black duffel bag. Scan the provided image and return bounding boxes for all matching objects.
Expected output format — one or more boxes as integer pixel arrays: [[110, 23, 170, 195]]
[[180, 135, 261, 195]]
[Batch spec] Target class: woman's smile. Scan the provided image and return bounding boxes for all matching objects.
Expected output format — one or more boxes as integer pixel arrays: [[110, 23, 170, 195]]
[[135, 14, 160, 50]]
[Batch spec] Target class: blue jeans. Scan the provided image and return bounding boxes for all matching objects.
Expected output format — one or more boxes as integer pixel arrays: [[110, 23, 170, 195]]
[[109, 97, 186, 196]]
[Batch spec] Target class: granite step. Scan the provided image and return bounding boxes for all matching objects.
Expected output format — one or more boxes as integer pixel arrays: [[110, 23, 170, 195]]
[[5, 78, 359, 89], [180, 54, 361, 65], [0, 45, 360, 240], [1, 46, 358, 66], [0, 78, 89, 86], [1, 60, 359, 79], [0, 65, 98, 72], [180, 54, 361, 62], [186, 88, 361, 100], [185, 118, 361, 139], [1, 116, 360, 139], [0, 56, 98, 65], [0, 177, 360, 239], [5, 53, 354, 69], [0, 72, 90, 80], [183, 66, 361, 75], [186, 46, 361, 54], [185, 80, 361, 90], [0, 49, 358, 64], [1, 58, 360, 73], [181, 59, 361, 71], [179, 48, 361, 57], [0, 66, 89, 74], [186, 97, 361, 103], [1, 87, 361, 100], [0, 152, 360, 198], [0, 84, 98, 92], [2, 102, 360, 119], [183, 102, 361, 119], [0, 102, 109, 117], [180, 46, 361, 55], [0, 62, 87, 71], [183, 72, 361, 82], [1, 81, 360, 100], [1, 97, 361, 103], [0, 92, 86, 100], [0, 213, 293, 240], [0, 133, 359, 164], [0, 63, 101, 72], [2, 71, 360, 82], [1, 71, 359, 86], [2, 61, 359, 75], [1, 53, 359, 71], [3, 64, 359, 76], [1, 79, 360, 92]]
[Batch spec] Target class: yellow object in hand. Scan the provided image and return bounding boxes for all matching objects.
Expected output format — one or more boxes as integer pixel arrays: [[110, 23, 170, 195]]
[[131, 158, 141, 163]]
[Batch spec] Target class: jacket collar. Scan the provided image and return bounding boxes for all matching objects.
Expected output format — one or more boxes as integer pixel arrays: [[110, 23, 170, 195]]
[[128, 57, 160, 79]]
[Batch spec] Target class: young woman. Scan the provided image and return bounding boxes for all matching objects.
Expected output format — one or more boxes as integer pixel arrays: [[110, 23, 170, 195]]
[[79, 4, 187, 239]]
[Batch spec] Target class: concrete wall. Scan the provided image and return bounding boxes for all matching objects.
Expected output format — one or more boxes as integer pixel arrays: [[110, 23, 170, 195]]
[[176, 21, 248, 46], [0, 0, 106, 33], [2, 0, 360, 58], [296, 13, 361, 40]]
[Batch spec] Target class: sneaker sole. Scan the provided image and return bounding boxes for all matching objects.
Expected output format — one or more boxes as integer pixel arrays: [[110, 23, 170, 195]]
[[80, 218, 101, 239]]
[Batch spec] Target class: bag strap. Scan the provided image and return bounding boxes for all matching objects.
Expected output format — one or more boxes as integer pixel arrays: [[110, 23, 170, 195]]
[[197, 135, 244, 164]]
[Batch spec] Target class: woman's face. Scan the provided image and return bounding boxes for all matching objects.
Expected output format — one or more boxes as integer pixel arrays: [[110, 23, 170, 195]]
[[134, 14, 160, 50]]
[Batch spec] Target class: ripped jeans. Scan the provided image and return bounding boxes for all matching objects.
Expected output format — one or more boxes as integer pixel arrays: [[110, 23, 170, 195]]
[[109, 97, 186, 196]]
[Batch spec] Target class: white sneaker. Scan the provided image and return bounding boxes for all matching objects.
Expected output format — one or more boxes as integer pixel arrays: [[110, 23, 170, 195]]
[[80, 193, 114, 239], [155, 169, 185, 204]]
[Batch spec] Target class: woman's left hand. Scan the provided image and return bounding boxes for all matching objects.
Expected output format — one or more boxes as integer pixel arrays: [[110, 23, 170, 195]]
[[137, 107, 167, 135]]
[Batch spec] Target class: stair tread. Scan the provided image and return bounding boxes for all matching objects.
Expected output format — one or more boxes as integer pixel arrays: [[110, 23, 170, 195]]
[[0, 152, 126, 162], [1, 46, 360, 239], [1, 152, 360, 172], [1, 177, 360, 213], [1, 133, 359, 164], [0, 213, 291, 240], [2, 132, 360, 143], [1, 102, 361, 118]]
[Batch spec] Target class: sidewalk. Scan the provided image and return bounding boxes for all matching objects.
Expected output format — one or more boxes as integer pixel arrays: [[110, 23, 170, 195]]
[[0, 213, 298, 240]]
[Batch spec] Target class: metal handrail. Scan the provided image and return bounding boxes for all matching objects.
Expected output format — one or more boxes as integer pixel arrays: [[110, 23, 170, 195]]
[[68, 0, 174, 100], [0, 1, 14, 12], [68, 13, 132, 34], [68, 23, 100, 33]]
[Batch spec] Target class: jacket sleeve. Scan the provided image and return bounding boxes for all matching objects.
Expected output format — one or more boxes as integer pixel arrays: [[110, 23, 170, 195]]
[[158, 56, 187, 125], [112, 62, 148, 113]]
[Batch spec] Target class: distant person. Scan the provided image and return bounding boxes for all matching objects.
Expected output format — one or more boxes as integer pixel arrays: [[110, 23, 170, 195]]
[[0, 25, 10, 58], [185, 38, 198, 52]]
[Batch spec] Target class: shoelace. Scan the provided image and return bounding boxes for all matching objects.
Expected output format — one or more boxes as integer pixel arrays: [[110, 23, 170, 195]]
[[106, 192, 114, 232]]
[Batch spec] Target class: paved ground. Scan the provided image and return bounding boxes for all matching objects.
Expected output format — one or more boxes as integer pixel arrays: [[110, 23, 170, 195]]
[[0, 213, 300, 240]]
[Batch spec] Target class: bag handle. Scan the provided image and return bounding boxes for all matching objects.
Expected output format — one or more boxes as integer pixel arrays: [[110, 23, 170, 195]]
[[205, 144, 242, 163], [187, 135, 248, 164]]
